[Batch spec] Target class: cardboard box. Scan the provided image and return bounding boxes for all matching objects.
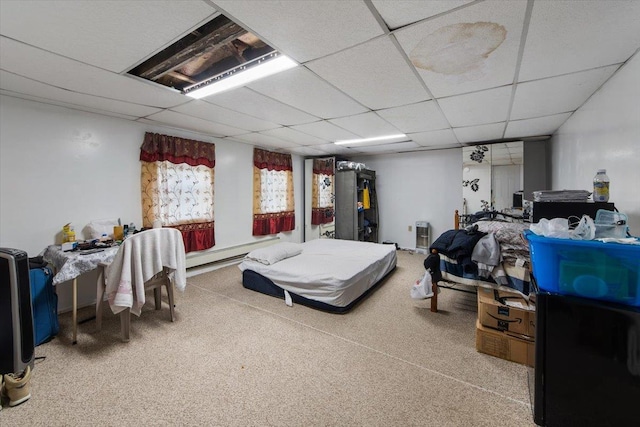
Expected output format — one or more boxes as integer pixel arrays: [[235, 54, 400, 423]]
[[475, 320, 535, 367], [61, 241, 77, 252], [477, 287, 536, 338]]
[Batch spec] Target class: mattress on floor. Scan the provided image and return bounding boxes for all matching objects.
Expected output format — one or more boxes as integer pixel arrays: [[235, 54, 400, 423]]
[[239, 239, 397, 310]]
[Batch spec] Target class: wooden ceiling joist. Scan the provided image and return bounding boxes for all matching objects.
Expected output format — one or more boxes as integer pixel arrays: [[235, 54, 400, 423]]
[[134, 16, 248, 81]]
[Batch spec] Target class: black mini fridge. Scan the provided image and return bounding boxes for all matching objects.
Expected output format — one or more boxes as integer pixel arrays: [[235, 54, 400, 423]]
[[532, 290, 640, 426]]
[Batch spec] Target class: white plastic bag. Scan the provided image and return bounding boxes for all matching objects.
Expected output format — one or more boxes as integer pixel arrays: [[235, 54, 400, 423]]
[[530, 218, 571, 239], [570, 215, 595, 240], [530, 215, 595, 240], [86, 218, 119, 239], [411, 270, 434, 299]]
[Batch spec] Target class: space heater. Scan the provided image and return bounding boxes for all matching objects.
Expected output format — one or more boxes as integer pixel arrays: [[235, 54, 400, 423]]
[[0, 248, 35, 375]]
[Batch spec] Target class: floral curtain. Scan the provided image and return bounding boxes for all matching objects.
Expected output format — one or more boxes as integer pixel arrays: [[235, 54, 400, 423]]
[[311, 158, 334, 225], [253, 148, 295, 236], [140, 132, 215, 252]]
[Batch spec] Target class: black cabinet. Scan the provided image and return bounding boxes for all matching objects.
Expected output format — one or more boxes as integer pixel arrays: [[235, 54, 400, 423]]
[[532, 201, 614, 223], [532, 290, 640, 426]]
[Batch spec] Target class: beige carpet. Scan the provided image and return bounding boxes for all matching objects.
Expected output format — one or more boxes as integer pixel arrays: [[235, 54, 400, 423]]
[[2, 250, 535, 426]]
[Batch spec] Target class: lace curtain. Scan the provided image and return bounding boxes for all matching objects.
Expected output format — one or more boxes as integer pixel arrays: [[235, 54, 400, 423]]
[[140, 132, 215, 252], [253, 148, 295, 235], [311, 158, 334, 225]]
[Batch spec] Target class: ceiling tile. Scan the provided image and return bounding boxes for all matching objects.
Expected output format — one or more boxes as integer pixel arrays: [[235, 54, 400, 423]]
[[248, 67, 369, 119], [290, 121, 360, 142], [1, 90, 140, 121], [286, 146, 330, 157], [409, 128, 459, 146], [376, 101, 450, 133], [453, 123, 505, 143], [306, 37, 430, 110], [339, 146, 367, 155], [511, 65, 619, 120], [172, 100, 280, 132], [329, 112, 402, 138], [144, 110, 245, 136], [336, 136, 409, 148], [372, 0, 475, 30], [211, 1, 384, 63], [312, 143, 360, 156], [354, 141, 421, 154], [259, 127, 327, 146], [505, 113, 572, 138], [519, 1, 640, 81], [438, 86, 512, 127], [415, 143, 463, 152], [394, 0, 527, 98], [0, 37, 188, 109], [205, 88, 319, 126], [0, 71, 161, 117], [229, 132, 301, 149], [0, 1, 217, 73]]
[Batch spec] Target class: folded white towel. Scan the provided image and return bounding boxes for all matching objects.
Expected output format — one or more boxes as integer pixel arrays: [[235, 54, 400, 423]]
[[106, 228, 186, 316]]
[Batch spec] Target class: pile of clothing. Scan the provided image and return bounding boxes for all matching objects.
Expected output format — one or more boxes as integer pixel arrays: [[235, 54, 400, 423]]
[[429, 225, 489, 275]]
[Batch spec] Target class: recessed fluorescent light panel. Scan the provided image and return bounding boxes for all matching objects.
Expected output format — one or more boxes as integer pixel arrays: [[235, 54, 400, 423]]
[[334, 134, 408, 146], [127, 13, 295, 97], [184, 52, 296, 98]]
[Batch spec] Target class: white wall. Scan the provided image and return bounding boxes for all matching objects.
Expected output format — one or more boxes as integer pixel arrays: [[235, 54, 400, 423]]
[[549, 52, 640, 235], [354, 148, 461, 250], [0, 95, 303, 311]]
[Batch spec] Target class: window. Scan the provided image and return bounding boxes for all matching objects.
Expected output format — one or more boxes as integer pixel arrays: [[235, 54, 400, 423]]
[[311, 158, 334, 225], [140, 132, 215, 252], [252, 148, 295, 236]]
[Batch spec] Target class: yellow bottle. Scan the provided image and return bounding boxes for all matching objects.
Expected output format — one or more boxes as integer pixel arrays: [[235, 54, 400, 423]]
[[62, 223, 76, 242]]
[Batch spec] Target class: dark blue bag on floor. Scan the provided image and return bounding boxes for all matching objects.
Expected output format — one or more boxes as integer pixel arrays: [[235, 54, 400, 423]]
[[29, 266, 59, 346]]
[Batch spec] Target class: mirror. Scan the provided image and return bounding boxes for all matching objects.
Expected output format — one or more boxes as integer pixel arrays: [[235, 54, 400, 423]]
[[304, 157, 335, 241], [462, 141, 524, 215]]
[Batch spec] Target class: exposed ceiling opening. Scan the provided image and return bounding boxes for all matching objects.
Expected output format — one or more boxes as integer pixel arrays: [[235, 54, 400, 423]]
[[127, 13, 276, 93]]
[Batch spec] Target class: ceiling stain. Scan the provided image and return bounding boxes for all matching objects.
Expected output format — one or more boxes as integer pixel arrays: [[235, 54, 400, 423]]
[[410, 22, 506, 79]]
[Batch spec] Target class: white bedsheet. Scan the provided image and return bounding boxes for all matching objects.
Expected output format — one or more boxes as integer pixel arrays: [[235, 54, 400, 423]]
[[239, 239, 397, 308]]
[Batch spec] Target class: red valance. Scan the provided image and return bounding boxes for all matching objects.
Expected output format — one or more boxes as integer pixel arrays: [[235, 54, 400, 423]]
[[252, 212, 295, 236], [140, 132, 215, 168], [311, 208, 334, 225], [169, 221, 215, 253], [254, 148, 292, 171], [312, 158, 334, 176]]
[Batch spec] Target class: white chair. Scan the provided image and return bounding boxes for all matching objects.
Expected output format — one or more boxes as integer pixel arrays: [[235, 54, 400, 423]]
[[95, 228, 186, 341]]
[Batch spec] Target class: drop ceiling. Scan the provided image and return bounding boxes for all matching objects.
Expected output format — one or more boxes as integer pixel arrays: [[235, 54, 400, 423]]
[[1, 0, 638, 158]]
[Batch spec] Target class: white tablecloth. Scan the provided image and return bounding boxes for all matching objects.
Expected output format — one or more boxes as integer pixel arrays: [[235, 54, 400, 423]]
[[42, 245, 119, 285]]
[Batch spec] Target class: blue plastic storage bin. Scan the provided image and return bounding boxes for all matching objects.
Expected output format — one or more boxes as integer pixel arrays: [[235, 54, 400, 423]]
[[524, 230, 640, 307]]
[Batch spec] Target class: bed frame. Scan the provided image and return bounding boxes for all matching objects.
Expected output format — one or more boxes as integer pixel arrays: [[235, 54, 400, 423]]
[[429, 210, 463, 313]]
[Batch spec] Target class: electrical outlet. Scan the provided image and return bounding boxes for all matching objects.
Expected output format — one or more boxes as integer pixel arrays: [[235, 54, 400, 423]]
[[408, 225, 412, 232]]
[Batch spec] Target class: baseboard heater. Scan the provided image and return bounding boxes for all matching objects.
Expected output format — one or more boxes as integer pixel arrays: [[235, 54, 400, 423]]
[[185, 237, 280, 269]]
